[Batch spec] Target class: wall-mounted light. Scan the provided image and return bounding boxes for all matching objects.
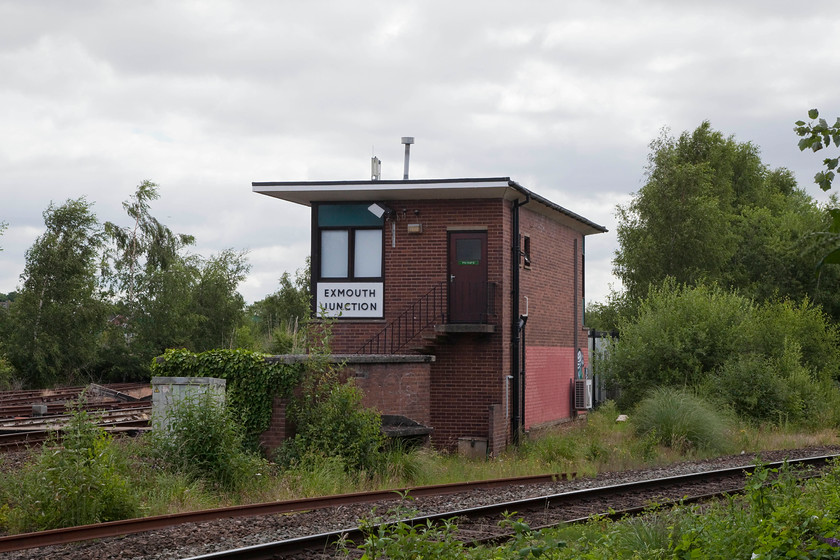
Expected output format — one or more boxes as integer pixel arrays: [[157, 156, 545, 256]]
[[367, 203, 392, 219], [407, 223, 423, 234]]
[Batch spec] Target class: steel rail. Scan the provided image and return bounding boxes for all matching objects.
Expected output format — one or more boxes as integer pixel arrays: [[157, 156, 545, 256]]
[[0, 472, 566, 553], [0, 399, 151, 420], [0, 420, 151, 450], [180, 453, 839, 560]]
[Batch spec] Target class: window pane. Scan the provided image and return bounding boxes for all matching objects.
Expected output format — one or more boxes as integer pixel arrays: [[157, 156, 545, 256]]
[[321, 230, 348, 278], [354, 229, 382, 277], [456, 238, 481, 264]]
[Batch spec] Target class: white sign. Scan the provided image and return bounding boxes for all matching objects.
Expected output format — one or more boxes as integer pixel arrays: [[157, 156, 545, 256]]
[[316, 282, 383, 318]]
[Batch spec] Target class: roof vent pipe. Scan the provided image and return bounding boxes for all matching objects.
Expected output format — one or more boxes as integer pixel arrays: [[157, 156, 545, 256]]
[[401, 137, 414, 180]]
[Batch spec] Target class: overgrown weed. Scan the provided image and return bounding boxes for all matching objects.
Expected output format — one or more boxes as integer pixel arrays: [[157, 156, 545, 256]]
[[144, 391, 269, 492], [0, 400, 140, 532]]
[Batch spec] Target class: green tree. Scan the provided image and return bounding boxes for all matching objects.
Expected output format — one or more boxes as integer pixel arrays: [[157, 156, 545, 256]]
[[247, 259, 310, 352], [97, 181, 199, 379], [1, 199, 107, 387], [614, 122, 840, 320], [794, 111, 840, 278], [190, 249, 250, 351], [794, 108, 840, 191], [102, 180, 194, 312]]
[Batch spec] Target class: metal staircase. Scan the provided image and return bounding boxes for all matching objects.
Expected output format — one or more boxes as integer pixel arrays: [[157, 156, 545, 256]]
[[355, 281, 447, 355], [355, 281, 498, 355]]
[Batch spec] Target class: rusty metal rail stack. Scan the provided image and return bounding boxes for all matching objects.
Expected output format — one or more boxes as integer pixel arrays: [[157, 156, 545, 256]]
[[0, 383, 152, 450]]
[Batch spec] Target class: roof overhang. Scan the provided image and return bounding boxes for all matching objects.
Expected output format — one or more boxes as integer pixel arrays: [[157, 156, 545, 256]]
[[252, 177, 607, 235]]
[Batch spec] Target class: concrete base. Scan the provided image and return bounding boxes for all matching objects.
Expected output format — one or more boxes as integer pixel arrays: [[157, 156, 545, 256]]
[[457, 437, 488, 459]]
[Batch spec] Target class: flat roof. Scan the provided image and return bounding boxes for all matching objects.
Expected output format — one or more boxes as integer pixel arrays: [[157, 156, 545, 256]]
[[252, 177, 607, 235]]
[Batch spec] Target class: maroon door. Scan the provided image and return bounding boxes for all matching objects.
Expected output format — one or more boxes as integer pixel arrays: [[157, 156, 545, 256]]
[[448, 231, 488, 323]]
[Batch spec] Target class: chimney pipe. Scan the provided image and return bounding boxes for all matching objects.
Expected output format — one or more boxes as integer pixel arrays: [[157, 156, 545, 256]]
[[401, 137, 414, 180]]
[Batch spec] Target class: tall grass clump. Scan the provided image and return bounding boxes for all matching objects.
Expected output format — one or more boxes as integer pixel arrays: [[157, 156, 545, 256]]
[[145, 392, 268, 492], [0, 402, 139, 532], [632, 388, 731, 453]]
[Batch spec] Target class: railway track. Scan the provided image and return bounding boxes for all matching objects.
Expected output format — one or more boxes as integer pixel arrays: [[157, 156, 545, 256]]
[[181, 454, 838, 559], [1, 452, 836, 559], [0, 472, 567, 554]]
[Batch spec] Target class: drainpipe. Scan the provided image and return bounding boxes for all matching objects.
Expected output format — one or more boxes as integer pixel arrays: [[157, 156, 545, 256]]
[[511, 193, 530, 445], [573, 237, 579, 416]]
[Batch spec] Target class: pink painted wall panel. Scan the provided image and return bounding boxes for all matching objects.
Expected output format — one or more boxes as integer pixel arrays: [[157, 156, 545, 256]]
[[523, 345, 588, 428]]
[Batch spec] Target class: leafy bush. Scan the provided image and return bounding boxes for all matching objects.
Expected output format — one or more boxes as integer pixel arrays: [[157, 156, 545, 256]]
[[1, 403, 139, 532], [0, 355, 21, 390], [275, 318, 387, 475], [632, 388, 731, 453], [603, 280, 840, 428], [706, 336, 840, 427], [603, 280, 750, 409], [711, 353, 801, 424], [151, 348, 302, 448], [277, 381, 386, 474], [744, 298, 840, 382], [145, 391, 268, 491]]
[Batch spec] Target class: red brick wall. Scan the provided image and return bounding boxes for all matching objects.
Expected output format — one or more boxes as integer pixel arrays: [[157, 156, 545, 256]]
[[518, 206, 584, 347], [429, 333, 505, 450], [312, 197, 590, 450], [327, 198, 508, 353], [523, 347, 573, 427], [259, 396, 290, 451], [518, 206, 587, 429], [343, 361, 431, 425]]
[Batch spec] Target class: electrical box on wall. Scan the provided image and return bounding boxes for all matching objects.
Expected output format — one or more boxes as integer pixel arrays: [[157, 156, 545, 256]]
[[574, 378, 593, 410]]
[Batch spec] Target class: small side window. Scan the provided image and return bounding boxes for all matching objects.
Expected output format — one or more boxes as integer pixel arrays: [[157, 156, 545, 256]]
[[523, 235, 531, 268]]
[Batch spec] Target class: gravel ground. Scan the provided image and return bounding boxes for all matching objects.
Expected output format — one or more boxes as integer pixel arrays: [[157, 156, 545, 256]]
[[3, 445, 838, 560]]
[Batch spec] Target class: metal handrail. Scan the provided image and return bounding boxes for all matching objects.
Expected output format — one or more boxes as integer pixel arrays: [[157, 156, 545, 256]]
[[355, 281, 447, 355], [355, 281, 497, 355]]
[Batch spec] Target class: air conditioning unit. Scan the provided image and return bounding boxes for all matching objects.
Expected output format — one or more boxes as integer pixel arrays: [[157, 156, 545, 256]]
[[574, 378, 593, 410]]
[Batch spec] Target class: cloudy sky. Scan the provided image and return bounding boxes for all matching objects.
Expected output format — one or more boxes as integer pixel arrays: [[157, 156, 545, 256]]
[[2, 1, 839, 305]]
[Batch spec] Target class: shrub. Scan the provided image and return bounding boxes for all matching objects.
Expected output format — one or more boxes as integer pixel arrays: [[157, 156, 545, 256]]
[[603, 280, 750, 409], [151, 348, 302, 449], [744, 298, 840, 382], [0, 355, 21, 391], [1, 403, 139, 532], [277, 381, 386, 474], [276, 318, 387, 475], [632, 388, 731, 453], [711, 353, 800, 424], [707, 337, 840, 427], [145, 391, 268, 491]]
